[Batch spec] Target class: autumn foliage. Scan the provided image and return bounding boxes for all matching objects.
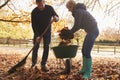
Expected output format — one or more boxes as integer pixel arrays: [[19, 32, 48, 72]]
[[0, 51, 120, 80]]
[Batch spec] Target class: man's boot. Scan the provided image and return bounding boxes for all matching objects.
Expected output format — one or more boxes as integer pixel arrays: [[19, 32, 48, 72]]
[[41, 65, 49, 72]]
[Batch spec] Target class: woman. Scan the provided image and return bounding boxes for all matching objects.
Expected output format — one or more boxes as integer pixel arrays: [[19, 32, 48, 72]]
[[66, 0, 99, 79]]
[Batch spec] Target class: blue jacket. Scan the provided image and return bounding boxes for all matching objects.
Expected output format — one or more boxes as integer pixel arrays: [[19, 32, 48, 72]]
[[71, 3, 98, 33]]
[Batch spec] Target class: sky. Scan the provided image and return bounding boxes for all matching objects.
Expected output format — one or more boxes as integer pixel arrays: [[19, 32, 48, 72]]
[[90, 10, 116, 32], [13, 0, 120, 33], [52, 0, 119, 33], [58, 0, 119, 33]]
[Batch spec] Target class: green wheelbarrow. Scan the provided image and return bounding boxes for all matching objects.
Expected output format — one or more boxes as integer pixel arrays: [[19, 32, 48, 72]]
[[52, 45, 78, 74]]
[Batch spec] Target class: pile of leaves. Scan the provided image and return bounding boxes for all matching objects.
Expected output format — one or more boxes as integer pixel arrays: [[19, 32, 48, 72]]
[[58, 27, 74, 46], [58, 27, 74, 41], [0, 53, 120, 80]]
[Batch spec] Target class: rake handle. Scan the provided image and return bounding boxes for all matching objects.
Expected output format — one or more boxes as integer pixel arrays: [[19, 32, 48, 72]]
[[28, 19, 54, 56]]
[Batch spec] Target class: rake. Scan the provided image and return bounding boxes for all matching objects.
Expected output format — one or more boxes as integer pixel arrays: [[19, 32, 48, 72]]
[[7, 20, 54, 75]]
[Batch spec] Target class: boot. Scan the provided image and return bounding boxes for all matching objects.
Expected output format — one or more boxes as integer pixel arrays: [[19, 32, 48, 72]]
[[83, 58, 92, 79], [31, 56, 37, 68], [31, 57, 37, 68], [77, 56, 86, 75], [41, 65, 49, 72]]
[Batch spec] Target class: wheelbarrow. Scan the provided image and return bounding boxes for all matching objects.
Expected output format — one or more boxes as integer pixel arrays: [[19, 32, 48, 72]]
[[52, 45, 78, 74]]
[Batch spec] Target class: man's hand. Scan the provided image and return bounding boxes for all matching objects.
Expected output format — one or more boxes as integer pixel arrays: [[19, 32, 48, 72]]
[[53, 16, 59, 22], [36, 36, 41, 43]]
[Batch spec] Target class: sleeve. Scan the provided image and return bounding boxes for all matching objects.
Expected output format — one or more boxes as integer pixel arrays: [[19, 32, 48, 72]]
[[31, 11, 39, 36], [50, 6, 59, 17], [70, 11, 83, 33]]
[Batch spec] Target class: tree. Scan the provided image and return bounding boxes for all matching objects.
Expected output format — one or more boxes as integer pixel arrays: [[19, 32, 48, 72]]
[[0, 0, 10, 9], [0, 0, 120, 41], [0, 0, 31, 23], [98, 27, 120, 42], [0, 0, 119, 24]]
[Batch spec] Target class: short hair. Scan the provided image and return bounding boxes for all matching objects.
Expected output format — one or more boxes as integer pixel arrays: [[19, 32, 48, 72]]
[[36, 0, 43, 2], [66, 0, 76, 8]]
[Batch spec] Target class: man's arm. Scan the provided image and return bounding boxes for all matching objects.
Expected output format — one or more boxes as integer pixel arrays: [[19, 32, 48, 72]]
[[31, 11, 39, 36], [50, 6, 59, 22]]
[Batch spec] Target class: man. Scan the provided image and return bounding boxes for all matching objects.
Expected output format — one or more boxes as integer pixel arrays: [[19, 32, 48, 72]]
[[31, 0, 59, 72], [66, 0, 99, 79]]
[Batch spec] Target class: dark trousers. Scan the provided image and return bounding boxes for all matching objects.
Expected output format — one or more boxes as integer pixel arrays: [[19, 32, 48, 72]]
[[32, 32, 51, 66], [82, 27, 99, 58]]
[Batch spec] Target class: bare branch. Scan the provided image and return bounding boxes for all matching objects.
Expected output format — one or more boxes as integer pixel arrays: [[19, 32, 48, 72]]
[[7, 4, 15, 12], [86, 0, 94, 7], [91, 0, 97, 11], [0, 19, 30, 23], [97, 0, 102, 9], [0, 0, 11, 9], [104, 1, 120, 13]]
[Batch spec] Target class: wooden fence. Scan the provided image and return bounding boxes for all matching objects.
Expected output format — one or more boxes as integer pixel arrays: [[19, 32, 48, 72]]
[[0, 38, 120, 54], [0, 38, 33, 47]]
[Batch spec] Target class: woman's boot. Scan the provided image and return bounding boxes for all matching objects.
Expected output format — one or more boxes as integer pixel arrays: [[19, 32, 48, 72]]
[[83, 58, 92, 79], [77, 56, 86, 74]]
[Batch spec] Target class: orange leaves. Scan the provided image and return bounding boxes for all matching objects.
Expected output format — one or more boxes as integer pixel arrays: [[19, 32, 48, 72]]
[[0, 53, 120, 79], [52, 19, 67, 34]]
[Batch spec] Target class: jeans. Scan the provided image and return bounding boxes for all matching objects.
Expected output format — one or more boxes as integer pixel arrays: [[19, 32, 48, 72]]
[[82, 27, 99, 58], [32, 31, 51, 66]]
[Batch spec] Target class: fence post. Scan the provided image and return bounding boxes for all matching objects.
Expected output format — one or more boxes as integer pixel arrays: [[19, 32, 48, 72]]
[[14, 40, 15, 46], [97, 43, 99, 53], [26, 41, 28, 47], [7, 38, 9, 46], [19, 40, 21, 47], [114, 46, 116, 55]]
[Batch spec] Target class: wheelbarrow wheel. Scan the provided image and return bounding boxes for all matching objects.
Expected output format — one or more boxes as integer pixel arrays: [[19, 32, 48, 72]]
[[65, 59, 71, 74]]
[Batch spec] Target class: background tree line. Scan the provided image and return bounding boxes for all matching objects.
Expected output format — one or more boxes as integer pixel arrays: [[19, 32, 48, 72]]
[[0, 0, 120, 43]]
